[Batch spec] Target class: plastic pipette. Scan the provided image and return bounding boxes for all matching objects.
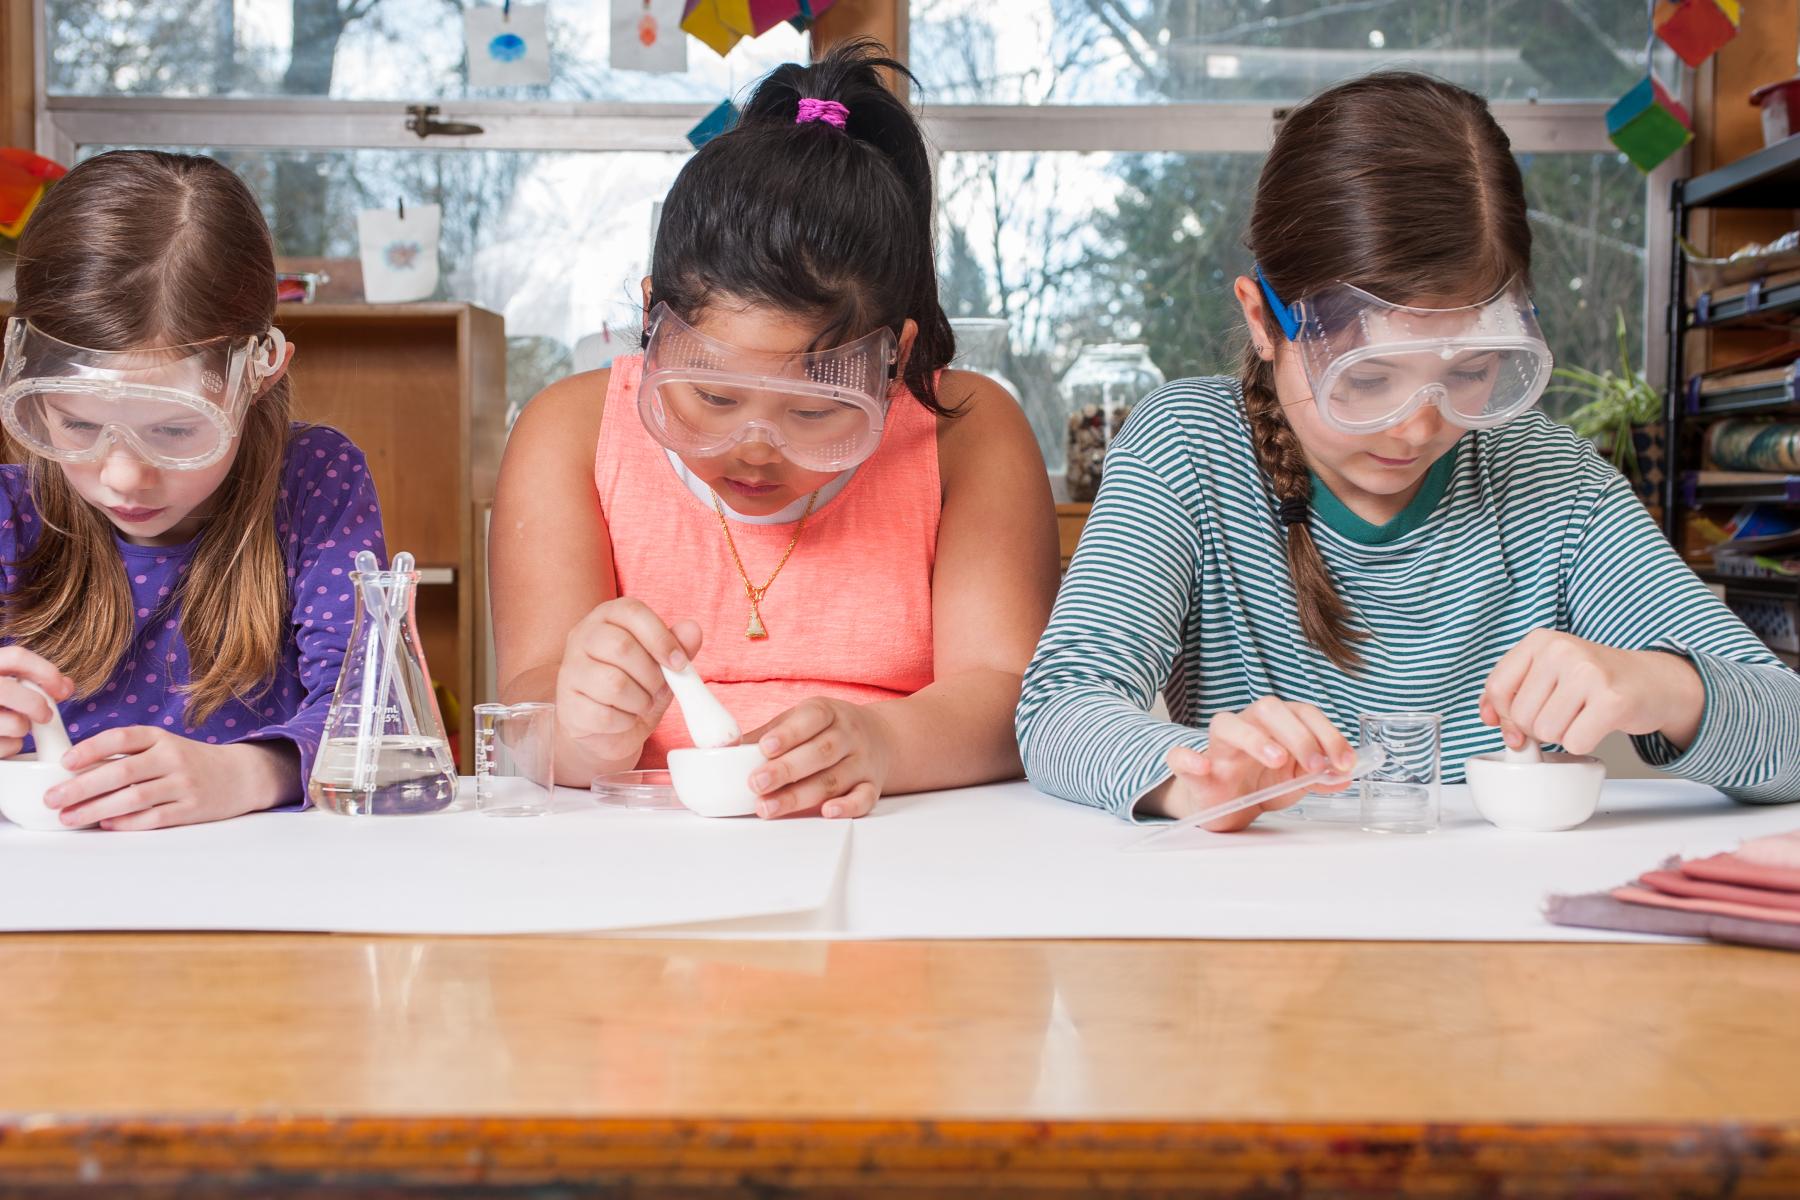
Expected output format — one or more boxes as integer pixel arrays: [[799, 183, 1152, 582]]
[[1128, 743, 1388, 852]]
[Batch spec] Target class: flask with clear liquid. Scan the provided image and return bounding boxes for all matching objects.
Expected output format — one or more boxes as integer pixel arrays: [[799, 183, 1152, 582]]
[[309, 562, 457, 815]]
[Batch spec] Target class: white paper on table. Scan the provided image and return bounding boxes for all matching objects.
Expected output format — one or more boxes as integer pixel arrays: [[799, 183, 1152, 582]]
[[357, 204, 441, 304], [0, 787, 851, 935], [831, 780, 1800, 942], [609, 0, 687, 73], [465, 3, 552, 88]]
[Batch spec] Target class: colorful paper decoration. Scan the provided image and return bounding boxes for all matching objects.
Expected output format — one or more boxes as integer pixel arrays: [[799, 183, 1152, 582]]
[[686, 99, 741, 149], [683, 0, 831, 53], [0, 150, 68, 239], [681, 0, 743, 56], [464, 3, 552, 88], [1653, 0, 1741, 68], [1606, 76, 1694, 173], [612, 0, 688, 73], [357, 203, 441, 304]]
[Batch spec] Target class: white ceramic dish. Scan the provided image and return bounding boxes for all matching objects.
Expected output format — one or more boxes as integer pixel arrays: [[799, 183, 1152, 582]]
[[0, 754, 76, 832], [1464, 751, 1606, 832], [666, 744, 767, 818]]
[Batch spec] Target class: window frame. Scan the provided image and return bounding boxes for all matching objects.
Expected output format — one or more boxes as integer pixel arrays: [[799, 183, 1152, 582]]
[[26, 0, 1684, 386]]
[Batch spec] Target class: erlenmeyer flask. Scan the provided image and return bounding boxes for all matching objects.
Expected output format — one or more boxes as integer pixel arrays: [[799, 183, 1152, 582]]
[[310, 565, 457, 815]]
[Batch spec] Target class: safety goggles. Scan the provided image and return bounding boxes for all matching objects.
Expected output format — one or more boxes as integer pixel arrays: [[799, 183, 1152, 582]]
[[637, 302, 898, 473], [0, 317, 286, 470], [1256, 267, 1553, 436]]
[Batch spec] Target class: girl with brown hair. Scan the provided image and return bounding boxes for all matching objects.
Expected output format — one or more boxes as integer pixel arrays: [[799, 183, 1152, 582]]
[[0, 150, 385, 829], [1017, 72, 1800, 826]]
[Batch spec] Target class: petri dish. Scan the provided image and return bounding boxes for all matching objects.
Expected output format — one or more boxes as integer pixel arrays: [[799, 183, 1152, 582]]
[[590, 769, 687, 812]]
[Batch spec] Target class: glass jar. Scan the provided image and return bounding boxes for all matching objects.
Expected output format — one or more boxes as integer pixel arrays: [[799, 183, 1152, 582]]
[[1061, 344, 1165, 502]]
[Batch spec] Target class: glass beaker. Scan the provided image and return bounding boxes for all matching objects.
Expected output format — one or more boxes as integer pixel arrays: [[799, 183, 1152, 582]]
[[1061, 344, 1166, 502], [1358, 712, 1442, 835], [475, 702, 556, 818], [310, 566, 458, 816], [951, 316, 1051, 464]]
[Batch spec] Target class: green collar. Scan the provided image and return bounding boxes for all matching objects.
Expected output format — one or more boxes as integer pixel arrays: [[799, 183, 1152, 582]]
[[1306, 447, 1458, 545]]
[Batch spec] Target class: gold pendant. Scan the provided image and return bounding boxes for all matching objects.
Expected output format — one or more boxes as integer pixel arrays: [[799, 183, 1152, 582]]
[[746, 604, 768, 640]]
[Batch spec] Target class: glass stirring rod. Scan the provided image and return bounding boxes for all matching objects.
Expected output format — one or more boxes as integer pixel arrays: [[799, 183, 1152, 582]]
[[1128, 743, 1388, 852]]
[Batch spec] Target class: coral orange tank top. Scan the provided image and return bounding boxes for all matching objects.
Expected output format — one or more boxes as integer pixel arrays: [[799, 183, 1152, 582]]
[[595, 354, 940, 767]]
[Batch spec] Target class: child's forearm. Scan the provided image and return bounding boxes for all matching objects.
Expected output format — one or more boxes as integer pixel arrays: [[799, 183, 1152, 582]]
[[869, 667, 1026, 795]]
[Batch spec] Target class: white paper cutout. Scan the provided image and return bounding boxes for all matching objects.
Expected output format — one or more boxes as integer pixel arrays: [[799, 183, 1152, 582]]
[[357, 204, 441, 304], [609, 0, 688, 73], [465, 3, 552, 89]]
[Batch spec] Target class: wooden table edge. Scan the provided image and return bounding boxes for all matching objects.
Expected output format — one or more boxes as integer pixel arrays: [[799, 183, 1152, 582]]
[[2, 1116, 1797, 1193]]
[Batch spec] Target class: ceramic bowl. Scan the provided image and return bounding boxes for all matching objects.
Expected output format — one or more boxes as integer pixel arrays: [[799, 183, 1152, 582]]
[[666, 744, 767, 818], [0, 755, 77, 832], [1464, 751, 1605, 832]]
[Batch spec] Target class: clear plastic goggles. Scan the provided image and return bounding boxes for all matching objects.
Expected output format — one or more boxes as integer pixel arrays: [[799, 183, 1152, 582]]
[[0, 317, 285, 470], [637, 302, 898, 473], [1257, 267, 1553, 435]]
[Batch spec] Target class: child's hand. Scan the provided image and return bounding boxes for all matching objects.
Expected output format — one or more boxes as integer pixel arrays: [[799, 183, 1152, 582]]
[[43, 729, 298, 830], [1480, 630, 1704, 756], [743, 698, 894, 820], [1147, 698, 1356, 830], [0, 646, 75, 760], [556, 598, 704, 766]]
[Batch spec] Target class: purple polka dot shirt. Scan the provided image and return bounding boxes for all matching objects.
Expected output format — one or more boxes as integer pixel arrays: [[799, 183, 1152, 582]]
[[0, 425, 386, 803]]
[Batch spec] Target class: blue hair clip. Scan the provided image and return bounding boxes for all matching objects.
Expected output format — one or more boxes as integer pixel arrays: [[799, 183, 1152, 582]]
[[1254, 264, 1303, 342]]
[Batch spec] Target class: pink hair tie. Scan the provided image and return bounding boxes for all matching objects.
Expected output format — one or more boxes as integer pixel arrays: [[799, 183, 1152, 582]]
[[795, 97, 849, 128]]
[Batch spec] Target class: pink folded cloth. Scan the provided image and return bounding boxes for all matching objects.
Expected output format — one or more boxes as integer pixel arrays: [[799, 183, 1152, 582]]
[[1679, 852, 1800, 893], [1737, 830, 1800, 870], [1638, 868, 1800, 911], [1610, 885, 1800, 926], [1546, 891, 1800, 952]]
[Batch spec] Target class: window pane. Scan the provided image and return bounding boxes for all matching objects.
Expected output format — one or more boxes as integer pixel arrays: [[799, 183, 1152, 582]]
[[939, 149, 1647, 469], [50, 1, 805, 100], [81, 144, 681, 416], [912, 0, 1652, 104]]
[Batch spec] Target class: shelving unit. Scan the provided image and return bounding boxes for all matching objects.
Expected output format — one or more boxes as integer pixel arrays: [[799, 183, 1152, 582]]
[[1663, 137, 1800, 618]]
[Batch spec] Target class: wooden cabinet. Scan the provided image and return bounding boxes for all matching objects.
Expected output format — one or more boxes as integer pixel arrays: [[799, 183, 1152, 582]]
[[279, 303, 507, 768]]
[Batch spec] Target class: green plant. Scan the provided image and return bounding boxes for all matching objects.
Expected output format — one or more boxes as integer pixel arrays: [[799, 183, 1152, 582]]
[[1546, 308, 1661, 482]]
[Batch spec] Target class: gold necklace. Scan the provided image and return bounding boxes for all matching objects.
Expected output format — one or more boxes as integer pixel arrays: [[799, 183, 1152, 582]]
[[711, 490, 820, 640]]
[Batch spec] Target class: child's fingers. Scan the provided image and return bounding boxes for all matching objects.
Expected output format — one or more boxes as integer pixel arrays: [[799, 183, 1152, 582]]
[[1207, 710, 1290, 769], [61, 779, 182, 829], [0, 710, 30, 740], [46, 745, 159, 810], [752, 699, 836, 759], [753, 723, 850, 800], [1533, 679, 1585, 748], [0, 678, 55, 728], [1242, 698, 1333, 773], [0, 646, 74, 701], [821, 781, 878, 820], [570, 619, 665, 704], [1481, 637, 1540, 724], [600, 599, 690, 672], [58, 724, 160, 772], [669, 618, 705, 663], [1289, 703, 1356, 772], [99, 802, 186, 832], [1505, 661, 1557, 742], [1165, 745, 1211, 778], [0, 736, 22, 759]]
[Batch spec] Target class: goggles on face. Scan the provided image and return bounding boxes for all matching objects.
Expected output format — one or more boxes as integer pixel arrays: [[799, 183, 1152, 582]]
[[637, 302, 898, 473], [0, 317, 286, 470], [1256, 266, 1553, 436]]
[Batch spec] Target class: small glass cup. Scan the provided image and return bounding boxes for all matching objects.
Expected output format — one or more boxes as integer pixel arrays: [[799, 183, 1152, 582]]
[[474, 702, 556, 818], [1359, 712, 1442, 835]]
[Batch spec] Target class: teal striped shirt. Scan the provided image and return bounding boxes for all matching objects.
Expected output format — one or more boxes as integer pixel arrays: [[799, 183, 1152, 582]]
[[1017, 376, 1800, 820]]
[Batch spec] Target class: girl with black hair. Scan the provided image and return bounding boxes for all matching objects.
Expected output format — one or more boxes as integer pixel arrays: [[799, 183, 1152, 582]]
[[491, 40, 1059, 818]]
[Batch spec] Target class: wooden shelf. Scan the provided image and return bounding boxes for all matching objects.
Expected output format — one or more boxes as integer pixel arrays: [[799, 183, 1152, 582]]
[[1686, 363, 1800, 416], [1691, 276, 1800, 328], [1684, 470, 1800, 506], [1682, 132, 1800, 209]]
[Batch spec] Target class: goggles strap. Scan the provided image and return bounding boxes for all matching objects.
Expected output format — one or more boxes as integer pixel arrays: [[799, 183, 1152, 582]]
[[251, 328, 287, 384], [1254, 264, 1303, 342]]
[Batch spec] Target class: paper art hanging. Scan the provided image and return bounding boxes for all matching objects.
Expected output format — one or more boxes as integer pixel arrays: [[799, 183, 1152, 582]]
[[465, 3, 552, 88], [0, 150, 68, 239], [358, 202, 441, 304], [681, 0, 835, 57], [1653, 0, 1740, 68], [1607, 75, 1694, 173], [686, 99, 740, 149], [611, 0, 688, 73]]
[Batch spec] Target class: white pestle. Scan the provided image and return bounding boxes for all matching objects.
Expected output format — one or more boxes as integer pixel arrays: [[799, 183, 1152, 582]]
[[23, 680, 71, 763], [0, 680, 77, 832], [660, 664, 741, 749], [1501, 741, 1544, 765]]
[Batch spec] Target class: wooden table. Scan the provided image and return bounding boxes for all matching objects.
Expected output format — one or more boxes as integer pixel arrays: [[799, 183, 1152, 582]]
[[0, 935, 1796, 1197]]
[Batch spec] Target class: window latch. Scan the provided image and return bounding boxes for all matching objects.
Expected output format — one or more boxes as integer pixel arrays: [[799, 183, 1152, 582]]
[[406, 105, 485, 139]]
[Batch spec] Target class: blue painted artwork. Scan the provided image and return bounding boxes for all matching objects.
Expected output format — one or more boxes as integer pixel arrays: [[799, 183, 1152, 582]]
[[487, 32, 528, 62]]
